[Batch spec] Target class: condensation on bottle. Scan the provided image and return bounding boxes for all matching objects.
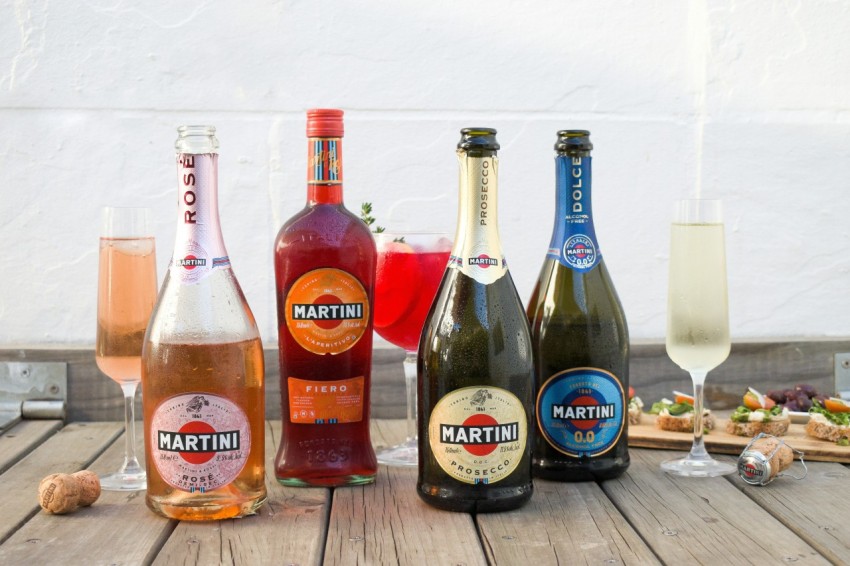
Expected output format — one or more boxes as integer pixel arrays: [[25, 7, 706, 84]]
[[141, 125, 267, 520], [417, 128, 534, 513]]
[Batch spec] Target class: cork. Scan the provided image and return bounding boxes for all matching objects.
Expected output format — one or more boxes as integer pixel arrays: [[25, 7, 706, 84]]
[[751, 435, 794, 481], [37, 470, 101, 514], [38, 473, 81, 514], [71, 470, 101, 506]]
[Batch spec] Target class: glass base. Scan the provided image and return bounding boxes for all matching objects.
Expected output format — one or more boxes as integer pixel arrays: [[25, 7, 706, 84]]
[[376, 437, 418, 467], [100, 469, 146, 491], [147, 491, 267, 520], [661, 455, 736, 477], [276, 474, 376, 487]]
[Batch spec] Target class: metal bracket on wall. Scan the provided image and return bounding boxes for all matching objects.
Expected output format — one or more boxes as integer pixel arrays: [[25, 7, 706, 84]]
[[0, 362, 67, 432], [835, 353, 850, 399]]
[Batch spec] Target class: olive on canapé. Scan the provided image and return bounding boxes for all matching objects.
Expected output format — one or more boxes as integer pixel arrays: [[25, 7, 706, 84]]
[[796, 396, 813, 412], [766, 390, 787, 404], [761, 384, 826, 413], [795, 384, 818, 398]]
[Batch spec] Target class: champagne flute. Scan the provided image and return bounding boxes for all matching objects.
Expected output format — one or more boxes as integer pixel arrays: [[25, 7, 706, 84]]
[[96, 207, 157, 490], [661, 199, 735, 477], [373, 231, 451, 466]]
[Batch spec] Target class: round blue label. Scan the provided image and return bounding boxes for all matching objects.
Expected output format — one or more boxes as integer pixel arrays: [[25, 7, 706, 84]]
[[546, 156, 602, 273], [563, 235, 597, 271], [536, 367, 625, 458]]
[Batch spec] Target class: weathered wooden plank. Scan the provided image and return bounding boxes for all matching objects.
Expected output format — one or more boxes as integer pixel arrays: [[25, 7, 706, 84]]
[[324, 466, 487, 566], [0, 418, 841, 565], [601, 449, 829, 565], [0, 420, 62, 475], [152, 420, 329, 566], [0, 424, 174, 565], [3, 339, 846, 420], [724, 460, 850, 564], [0, 347, 406, 421], [477, 479, 661, 565], [324, 418, 486, 566], [0, 422, 122, 544]]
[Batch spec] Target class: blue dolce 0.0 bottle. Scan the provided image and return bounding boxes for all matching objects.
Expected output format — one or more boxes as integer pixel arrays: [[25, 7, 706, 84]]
[[527, 130, 630, 481]]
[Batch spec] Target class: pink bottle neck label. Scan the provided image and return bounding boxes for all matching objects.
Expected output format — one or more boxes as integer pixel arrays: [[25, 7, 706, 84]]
[[171, 153, 229, 284]]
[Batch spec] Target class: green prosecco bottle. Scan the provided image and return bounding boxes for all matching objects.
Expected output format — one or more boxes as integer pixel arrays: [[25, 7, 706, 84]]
[[417, 128, 534, 513], [527, 130, 630, 481]]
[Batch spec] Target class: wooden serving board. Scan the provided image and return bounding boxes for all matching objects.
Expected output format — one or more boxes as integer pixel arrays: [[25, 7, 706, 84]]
[[627, 414, 850, 464]]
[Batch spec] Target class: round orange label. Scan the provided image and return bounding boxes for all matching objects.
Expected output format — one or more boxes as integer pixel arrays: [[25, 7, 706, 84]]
[[284, 268, 370, 355]]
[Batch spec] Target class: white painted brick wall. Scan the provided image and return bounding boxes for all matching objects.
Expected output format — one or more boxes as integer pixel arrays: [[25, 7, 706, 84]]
[[1, 1, 848, 346]]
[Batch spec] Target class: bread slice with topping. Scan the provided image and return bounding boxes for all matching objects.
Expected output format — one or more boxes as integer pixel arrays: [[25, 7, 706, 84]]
[[656, 410, 715, 432], [806, 413, 850, 443], [628, 395, 643, 426], [726, 403, 790, 437], [725, 388, 790, 437], [726, 418, 789, 437], [650, 395, 714, 432]]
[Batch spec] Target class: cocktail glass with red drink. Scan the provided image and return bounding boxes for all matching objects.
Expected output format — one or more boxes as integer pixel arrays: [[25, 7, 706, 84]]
[[374, 231, 451, 466]]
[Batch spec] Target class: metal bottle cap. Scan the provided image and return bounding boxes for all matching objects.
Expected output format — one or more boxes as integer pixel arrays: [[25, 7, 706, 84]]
[[306, 108, 344, 138], [738, 450, 773, 486]]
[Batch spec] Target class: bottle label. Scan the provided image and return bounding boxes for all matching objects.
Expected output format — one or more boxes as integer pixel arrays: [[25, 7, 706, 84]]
[[150, 392, 251, 493], [172, 153, 229, 284], [287, 376, 365, 424], [450, 157, 508, 285], [284, 268, 370, 355], [536, 367, 625, 458], [547, 156, 601, 272], [738, 451, 773, 486], [428, 386, 527, 485], [308, 138, 343, 184]]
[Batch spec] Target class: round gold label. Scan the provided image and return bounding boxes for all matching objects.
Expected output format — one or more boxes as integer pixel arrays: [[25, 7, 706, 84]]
[[428, 386, 527, 485]]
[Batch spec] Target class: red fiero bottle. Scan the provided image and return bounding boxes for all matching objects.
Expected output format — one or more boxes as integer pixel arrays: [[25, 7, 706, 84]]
[[273, 109, 378, 486]]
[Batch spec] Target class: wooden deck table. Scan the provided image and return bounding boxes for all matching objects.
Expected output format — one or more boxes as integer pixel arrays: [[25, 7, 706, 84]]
[[0, 418, 848, 565]]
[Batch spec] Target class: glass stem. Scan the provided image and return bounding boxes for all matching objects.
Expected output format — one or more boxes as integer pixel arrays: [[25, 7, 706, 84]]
[[120, 381, 143, 474], [403, 351, 418, 444], [688, 371, 709, 460]]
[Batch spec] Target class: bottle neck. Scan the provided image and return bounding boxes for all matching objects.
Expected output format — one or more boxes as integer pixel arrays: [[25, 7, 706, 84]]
[[306, 137, 344, 205], [556, 152, 594, 221], [548, 152, 601, 272], [171, 152, 230, 283], [450, 149, 507, 285]]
